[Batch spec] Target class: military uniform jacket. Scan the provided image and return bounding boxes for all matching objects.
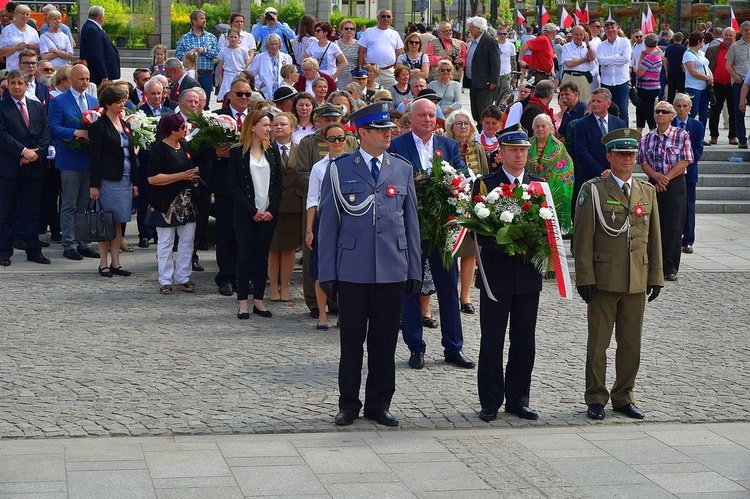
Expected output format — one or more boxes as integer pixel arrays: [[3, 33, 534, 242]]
[[317, 150, 422, 284], [573, 174, 665, 294]]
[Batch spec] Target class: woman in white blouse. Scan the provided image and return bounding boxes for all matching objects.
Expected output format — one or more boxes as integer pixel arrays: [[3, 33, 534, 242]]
[[304, 122, 348, 331], [228, 110, 284, 319], [39, 9, 73, 67], [304, 21, 347, 81], [0, 4, 39, 71], [248, 34, 293, 100]]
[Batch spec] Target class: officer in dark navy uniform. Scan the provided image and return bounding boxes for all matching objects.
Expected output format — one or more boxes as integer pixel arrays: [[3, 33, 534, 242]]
[[318, 103, 422, 427]]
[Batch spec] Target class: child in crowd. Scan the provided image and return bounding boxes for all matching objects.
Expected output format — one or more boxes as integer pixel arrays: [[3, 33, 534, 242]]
[[149, 44, 168, 76]]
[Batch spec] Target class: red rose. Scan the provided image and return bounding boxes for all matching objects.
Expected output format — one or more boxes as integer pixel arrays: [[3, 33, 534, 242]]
[[386, 185, 397, 197], [446, 215, 456, 222], [124, 126, 131, 134], [474, 195, 485, 203], [502, 184, 514, 197], [435, 149, 443, 158], [522, 201, 532, 212], [185, 152, 191, 160], [451, 177, 461, 186]]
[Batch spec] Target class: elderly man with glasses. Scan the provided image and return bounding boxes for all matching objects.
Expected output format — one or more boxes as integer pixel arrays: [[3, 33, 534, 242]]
[[357, 9, 404, 89], [426, 21, 467, 83]]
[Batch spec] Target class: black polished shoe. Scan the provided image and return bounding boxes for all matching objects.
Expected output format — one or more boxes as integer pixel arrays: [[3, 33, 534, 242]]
[[334, 409, 358, 426], [460, 302, 475, 314], [237, 308, 250, 320], [665, 273, 678, 282], [364, 410, 399, 427], [682, 245, 694, 254], [192, 257, 204, 272], [109, 265, 132, 277], [614, 403, 645, 419], [138, 237, 150, 248], [587, 403, 606, 420], [478, 408, 498, 422], [253, 305, 272, 318], [12, 240, 26, 250], [408, 351, 425, 369], [444, 350, 476, 369], [78, 247, 100, 259], [0, 256, 10, 267], [218, 283, 233, 296], [27, 254, 51, 264], [63, 249, 83, 260], [505, 405, 539, 420]]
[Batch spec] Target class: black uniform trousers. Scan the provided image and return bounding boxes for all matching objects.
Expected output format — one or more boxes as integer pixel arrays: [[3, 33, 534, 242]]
[[337, 281, 405, 415], [477, 288, 540, 411], [213, 193, 236, 288], [653, 175, 686, 276]]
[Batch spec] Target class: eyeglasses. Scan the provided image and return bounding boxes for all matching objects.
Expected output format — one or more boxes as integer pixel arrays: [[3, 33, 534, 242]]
[[635, 35, 643, 39], [234, 91, 252, 98], [498, 33, 508, 36], [21, 61, 37, 66], [343, 27, 355, 30], [454, 121, 471, 128], [440, 68, 452, 73], [41, 67, 55, 73], [380, 14, 392, 18], [591, 24, 601, 28], [408, 40, 420, 45], [326, 135, 347, 143], [654, 109, 673, 114]]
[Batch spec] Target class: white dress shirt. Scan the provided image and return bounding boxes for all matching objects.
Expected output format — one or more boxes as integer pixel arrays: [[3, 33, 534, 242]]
[[561, 41, 594, 72], [597, 36, 632, 86], [411, 132, 434, 171]]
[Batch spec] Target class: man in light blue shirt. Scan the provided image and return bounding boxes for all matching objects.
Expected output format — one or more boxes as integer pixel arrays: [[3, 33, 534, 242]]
[[251, 7, 295, 56]]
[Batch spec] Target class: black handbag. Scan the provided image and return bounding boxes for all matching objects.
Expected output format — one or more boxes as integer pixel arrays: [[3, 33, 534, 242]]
[[628, 84, 642, 107], [75, 200, 115, 242], [708, 85, 717, 106]]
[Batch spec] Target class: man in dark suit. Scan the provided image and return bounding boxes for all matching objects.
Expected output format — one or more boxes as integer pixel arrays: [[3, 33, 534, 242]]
[[572, 87, 627, 222], [388, 98, 475, 371], [463, 16, 499, 131], [78, 5, 121, 85], [318, 103, 422, 427], [134, 79, 173, 248], [212, 79, 251, 296], [164, 58, 201, 104], [672, 93, 704, 255], [129, 68, 151, 107], [0, 70, 51, 266], [48, 64, 100, 261], [473, 125, 544, 422]]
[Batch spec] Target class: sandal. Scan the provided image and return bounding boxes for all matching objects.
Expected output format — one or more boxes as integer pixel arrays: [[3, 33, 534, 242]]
[[98, 266, 113, 278], [175, 281, 196, 293], [120, 245, 135, 253], [109, 265, 132, 277], [159, 285, 173, 295], [316, 323, 329, 331], [422, 316, 439, 329]]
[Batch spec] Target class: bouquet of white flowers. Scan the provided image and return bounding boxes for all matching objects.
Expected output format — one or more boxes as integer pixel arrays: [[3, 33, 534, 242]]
[[123, 110, 158, 151]]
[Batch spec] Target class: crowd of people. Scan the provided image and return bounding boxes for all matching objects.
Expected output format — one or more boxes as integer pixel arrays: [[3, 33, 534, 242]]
[[0, 3, 727, 425]]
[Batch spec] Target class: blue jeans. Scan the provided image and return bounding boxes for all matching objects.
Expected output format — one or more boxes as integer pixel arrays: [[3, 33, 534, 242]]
[[733, 82, 747, 145], [686, 87, 709, 129], [59, 169, 93, 251], [603, 82, 629, 125], [197, 72, 213, 110]]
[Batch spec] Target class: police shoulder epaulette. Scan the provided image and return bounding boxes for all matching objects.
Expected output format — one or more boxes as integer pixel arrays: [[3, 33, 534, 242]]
[[331, 152, 351, 162], [387, 151, 410, 163]]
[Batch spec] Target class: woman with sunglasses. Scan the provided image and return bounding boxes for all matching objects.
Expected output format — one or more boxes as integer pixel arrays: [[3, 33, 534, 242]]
[[336, 19, 359, 89], [305, 22, 348, 82], [229, 110, 283, 319], [428, 60, 462, 117], [304, 122, 347, 331], [397, 33, 429, 80]]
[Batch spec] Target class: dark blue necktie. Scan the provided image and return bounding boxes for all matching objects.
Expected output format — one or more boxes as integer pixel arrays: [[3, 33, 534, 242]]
[[679, 121, 686, 130], [371, 157, 379, 183]]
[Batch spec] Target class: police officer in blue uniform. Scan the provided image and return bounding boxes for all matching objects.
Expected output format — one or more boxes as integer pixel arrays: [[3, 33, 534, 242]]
[[318, 103, 422, 427]]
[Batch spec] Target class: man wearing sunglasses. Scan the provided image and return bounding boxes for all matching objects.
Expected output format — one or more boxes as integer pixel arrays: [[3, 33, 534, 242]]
[[630, 30, 645, 86], [495, 27, 517, 105], [318, 103, 421, 428], [357, 9, 404, 89]]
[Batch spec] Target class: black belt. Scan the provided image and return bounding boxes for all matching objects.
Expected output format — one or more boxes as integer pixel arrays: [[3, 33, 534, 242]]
[[197, 70, 213, 75], [564, 71, 590, 77]]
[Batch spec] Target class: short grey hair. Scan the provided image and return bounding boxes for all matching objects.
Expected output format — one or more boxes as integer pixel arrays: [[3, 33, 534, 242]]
[[164, 58, 184, 70], [265, 33, 282, 50], [6, 70, 29, 83], [532, 113, 554, 129], [467, 16, 487, 32], [88, 5, 104, 19], [42, 3, 55, 13], [673, 93, 692, 107], [533, 79, 555, 99], [654, 101, 676, 114], [542, 23, 559, 33], [592, 87, 612, 101], [144, 79, 163, 93], [438, 21, 452, 32], [644, 33, 658, 48], [741, 20, 750, 30], [46, 9, 61, 20], [179, 88, 200, 103]]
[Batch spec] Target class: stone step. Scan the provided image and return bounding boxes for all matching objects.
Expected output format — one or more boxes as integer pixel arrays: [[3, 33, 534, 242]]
[[696, 200, 750, 213], [698, 174, 750, 187], [700, 149, 750, 162], [694, 186, 750, 200], [696, 161, 750, 174]]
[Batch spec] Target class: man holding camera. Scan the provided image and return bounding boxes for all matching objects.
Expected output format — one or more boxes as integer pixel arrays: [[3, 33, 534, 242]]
[[252, 7, 295, 56], [426, 21, 466, 83]]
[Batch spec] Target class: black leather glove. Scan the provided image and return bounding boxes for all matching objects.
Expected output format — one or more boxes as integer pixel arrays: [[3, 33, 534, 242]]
[[319, 281, 338, 299], [577, 284, 596, 303], [405, 279, 422, 297], [647, 285, 662, 302]]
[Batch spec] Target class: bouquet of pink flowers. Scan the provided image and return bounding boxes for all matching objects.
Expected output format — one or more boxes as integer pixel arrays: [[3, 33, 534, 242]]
[[64, 108, 101, 150], [185, 111, 240, 150], [454, 181, 553, 273], [415, 149, 472, 269]]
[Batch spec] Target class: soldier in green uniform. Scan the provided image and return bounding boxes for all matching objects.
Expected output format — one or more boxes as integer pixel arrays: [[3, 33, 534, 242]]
[[573, 128, 664, 421], [296, 103, 358, 319]]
